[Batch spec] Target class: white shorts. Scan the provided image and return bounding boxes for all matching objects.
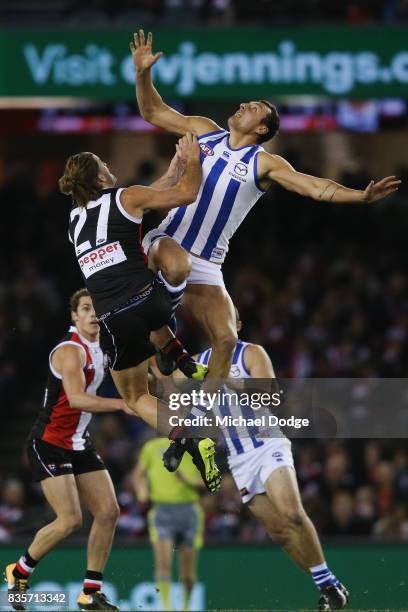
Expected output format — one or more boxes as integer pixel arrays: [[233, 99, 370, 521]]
[[142, 229, 225, 287], [228, 438, 295, 504]]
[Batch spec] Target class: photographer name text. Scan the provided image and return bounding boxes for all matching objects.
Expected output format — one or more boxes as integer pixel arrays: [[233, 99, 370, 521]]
[[169, 414, 310, 429]]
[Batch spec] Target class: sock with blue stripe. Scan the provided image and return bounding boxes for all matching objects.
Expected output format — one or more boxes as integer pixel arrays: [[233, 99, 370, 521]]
[[310, 563, 340, 591], [157, 270, 186, 321], [168, 314, 177, 335]]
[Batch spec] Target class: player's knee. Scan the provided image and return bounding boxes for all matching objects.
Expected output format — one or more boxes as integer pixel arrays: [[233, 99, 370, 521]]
[[94, 502, 120, 525], [281, 507, 307, 530], [212, 327, 238, 354], [58, 511, 82, 536], [160, 251, 191, 285], [267, 527, 287, 545]]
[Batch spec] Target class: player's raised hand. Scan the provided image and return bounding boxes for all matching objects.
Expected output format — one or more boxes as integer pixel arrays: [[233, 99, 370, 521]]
[[130, 30, 163, 73], [176, 133, 200, 163], [166, 150, 186, 183], [363, 176, 401, 203]]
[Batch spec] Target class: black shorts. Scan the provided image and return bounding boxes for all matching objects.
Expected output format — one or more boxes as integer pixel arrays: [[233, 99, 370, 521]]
[[26, 439, 106, 482], [98, 279, 172, 371]]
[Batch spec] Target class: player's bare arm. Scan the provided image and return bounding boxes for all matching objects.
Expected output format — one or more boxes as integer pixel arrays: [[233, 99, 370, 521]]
[[131, 29, 221, 136], [52, 344, 127, 413], [120, 133, 202, 215], [243, 343, 276, 378], [258, 151, 401, 204]]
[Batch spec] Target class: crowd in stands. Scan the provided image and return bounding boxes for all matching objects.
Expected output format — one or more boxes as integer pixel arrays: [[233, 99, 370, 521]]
[[1, 0, 408, 26], [0, 152, 407, 544]]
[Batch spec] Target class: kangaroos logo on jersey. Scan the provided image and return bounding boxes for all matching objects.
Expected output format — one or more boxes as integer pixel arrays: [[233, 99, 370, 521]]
[[199, 142, 214, 156]]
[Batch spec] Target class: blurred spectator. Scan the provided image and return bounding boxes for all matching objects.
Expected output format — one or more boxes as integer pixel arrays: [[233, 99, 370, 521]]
[[116, 474, 146, 537], [394, 448, 408, 504], [202, 475, 242, 540], [374, 504, 408, 539], [372, 461, 396, 517], [323, 449, 356, 494], [0, 478, 25, 541], [354, 486, 377, 528], [325, 490, 374, 536]]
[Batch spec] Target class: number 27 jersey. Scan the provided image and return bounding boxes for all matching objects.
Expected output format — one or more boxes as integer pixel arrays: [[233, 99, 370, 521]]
[[68, 187, 154, 317]]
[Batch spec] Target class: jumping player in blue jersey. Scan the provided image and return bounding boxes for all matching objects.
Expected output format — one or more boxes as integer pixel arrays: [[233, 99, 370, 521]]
[[173, 308, 350, 611], [131, 30, 400, 383]]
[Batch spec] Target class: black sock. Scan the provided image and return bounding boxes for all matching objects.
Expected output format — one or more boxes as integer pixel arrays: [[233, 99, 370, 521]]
[[162, 339, 198, 377], [168, 425, 186, 441], [83, 570, 103, 594], [24, 552, 38, 568], [162, 338, 187, 362], [13, 551, 38, 579]]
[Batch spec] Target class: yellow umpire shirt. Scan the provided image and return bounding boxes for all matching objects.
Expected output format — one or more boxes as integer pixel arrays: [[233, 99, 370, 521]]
[[139, 437, 202, 504]]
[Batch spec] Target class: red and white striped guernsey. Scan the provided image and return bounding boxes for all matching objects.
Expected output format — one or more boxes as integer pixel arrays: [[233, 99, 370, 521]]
[[28, 326, 105, 450]]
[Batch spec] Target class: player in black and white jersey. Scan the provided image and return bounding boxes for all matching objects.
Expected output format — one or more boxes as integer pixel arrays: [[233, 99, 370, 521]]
[[59, 134, 220, 494]]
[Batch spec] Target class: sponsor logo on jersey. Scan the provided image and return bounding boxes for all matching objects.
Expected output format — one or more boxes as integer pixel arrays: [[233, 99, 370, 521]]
[[222, 150, 231, 159], [234, 162, 248, 176], [272, 451, 283, 462], [230, 365, 241, 378], [199, 142, 214, 156], [78, 241, 127, 279], [211, 247, 225, 260], [228, 161, 249, 183]]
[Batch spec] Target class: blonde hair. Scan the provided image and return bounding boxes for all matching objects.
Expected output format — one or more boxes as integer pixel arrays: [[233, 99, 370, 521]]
[[59, 152, 100, 207]]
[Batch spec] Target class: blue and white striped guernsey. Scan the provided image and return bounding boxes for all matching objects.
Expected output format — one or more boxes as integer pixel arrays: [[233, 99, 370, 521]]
[[196, 340, 285, 457], [197, 339, 251, 380], [156, 130, 265, 264]]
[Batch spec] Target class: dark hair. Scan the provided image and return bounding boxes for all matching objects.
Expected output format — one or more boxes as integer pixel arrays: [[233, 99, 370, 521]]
[[59, 152, 100, 207], [257, 100, 280, 144], [70, 288, 90, 314]]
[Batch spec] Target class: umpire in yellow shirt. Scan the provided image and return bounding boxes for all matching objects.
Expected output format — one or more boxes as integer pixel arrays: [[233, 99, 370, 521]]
[[133, 437, 205, 612]]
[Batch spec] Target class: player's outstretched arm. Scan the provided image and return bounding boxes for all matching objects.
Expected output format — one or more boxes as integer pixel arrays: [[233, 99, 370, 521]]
[[130, 29, 221, 136], [259, 152, 401, 204], [52, 345, 128, 413], [121, 133, 202, 214]]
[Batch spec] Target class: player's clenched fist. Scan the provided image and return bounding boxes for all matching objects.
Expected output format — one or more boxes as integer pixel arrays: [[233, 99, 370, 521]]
[[130, 30, 163, 73], [176, 133, 200, 163]]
